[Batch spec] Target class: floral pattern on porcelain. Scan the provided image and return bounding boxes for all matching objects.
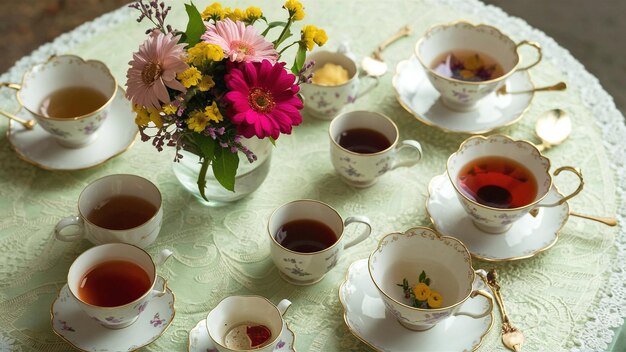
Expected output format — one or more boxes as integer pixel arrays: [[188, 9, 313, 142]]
[[282, 258, 312, 277], [302, 78, 359, 119]]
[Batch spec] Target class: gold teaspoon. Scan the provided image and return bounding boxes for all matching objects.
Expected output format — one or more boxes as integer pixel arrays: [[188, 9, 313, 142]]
[[483, 269, 525, 352], [497, 81, 566, 96], [0, 110, 36, 130]]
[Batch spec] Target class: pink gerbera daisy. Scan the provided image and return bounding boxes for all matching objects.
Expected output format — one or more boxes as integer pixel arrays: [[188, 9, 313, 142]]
[[202, 18, 279, 63], [224, 60, 303, 140], [126, 30, 188, 109]]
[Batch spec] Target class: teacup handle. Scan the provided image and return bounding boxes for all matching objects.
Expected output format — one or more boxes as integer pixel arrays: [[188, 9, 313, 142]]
[[152, 275, 169, 298], [156, 249, 174, 266], [355, 75, 379, 100], [343, 216, 372, 250], [391, 140, 423, 169], [54, 216, 85, 242], [0, 83, 21, 91], [514, 40, 542, 71], [276, 299, 292, 316], [533, 166, 584, 210], [452, 289, 494, 319]]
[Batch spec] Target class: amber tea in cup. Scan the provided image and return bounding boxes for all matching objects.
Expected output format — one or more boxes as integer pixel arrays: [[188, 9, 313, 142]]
[[431, 50, 505, 82], [337, 128, 392, 154], [87, 195, 158, 230], [457, 156, 538, 209], [39, 86, 108, 119], [274, 219, 338, 253], [78, 260, 152, 307]]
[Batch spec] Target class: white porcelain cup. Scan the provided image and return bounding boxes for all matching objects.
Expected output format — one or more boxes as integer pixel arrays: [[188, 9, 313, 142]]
[[206, 296, 291, 352], [300, 50, 378, 120], [55, 174, 163, 248], [66, 243, 173, 329], [415, 21, 542, 111], [446, 134, 584, 233], [1, 54, 117, 147], [369, 227, 493, 331], [329, 111, 423, 187], [268, 199, 372, 285]]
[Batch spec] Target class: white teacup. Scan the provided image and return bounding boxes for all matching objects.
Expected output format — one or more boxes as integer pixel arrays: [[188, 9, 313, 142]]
[[369, 227, 493, 331], [300, 50, 378, 120], [329, 110, 423, 187], [66, 243, 172, 329], [1, 54, 117, 147], [206, 296, 291, 352], [415, 21, 541, 111], [55, 174, 163, 248], [268, 199, 372, 285], [447, 134, 584, 233]]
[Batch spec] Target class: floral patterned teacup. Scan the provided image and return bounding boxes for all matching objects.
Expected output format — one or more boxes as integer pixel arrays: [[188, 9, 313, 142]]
[[1, 54, 117, 147], [268, 199, 371, 285], [415, 21, 541, 111], [300, 50, 378, 120], [206, 296, 291, 352], [54, 174, 163, 248], [447, 134, 584, 233], [369, 227, 493, 331], [66, 243, 172, 329], [329, 110, 423, 187]]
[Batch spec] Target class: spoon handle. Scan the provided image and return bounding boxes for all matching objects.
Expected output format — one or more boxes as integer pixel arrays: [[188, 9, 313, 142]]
[[569, 211, 617, 226], [372, 25, 412, 60], [0, 109, 35, 130], [503, 82, 567, 95]]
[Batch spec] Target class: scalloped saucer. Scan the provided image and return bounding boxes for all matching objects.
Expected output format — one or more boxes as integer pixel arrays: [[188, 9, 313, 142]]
[[426, 173, 569, 262], [188, 318, 296, 352], [7, 86, 137, 171], [393, 55, 534, 134], [51, 280, 175, 352], [339, 259, 493, 351]]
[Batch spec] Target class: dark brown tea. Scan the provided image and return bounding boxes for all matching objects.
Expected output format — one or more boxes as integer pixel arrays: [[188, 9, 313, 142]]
[[275, 219, 338, 253], [78, 260, 151, 307], [39, 86, 108, 118], [431, 50, 505, 82], [337, 128, 391, 154], [457, 156, 538, 209], [87, 195, 157, 230]]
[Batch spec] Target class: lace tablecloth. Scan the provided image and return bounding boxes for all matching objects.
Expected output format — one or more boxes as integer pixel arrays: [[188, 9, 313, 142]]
[[0, 0, 624, 351]]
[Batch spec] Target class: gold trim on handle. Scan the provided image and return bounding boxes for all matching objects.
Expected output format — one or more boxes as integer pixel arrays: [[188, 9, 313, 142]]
[[537, 166, 584, 208], [0, 82, 21, 90], [515, 40, 542, 71]]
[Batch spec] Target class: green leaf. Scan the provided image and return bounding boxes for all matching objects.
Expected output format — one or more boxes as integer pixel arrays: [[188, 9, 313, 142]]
[[193, 135, 216, 202], [425, 278, 431, 286], [183, 2, 205, 46], [291, 43, 307, 75], [212, 146, 239, 192], [197, 157, 211, 202], [268, 136, 276, 146], [261, 21, 288, 37], [419, 270, 426, 283]]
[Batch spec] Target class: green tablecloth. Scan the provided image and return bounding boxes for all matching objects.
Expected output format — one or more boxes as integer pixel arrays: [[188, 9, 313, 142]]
[[0, 0, 624, 351]]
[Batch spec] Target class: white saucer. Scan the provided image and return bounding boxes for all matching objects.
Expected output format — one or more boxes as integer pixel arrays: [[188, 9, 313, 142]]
[[339, 259, 493, 351], [188, 318, 296, 352], [51, 278, 175, 352], [7, 86, 137, 170], [426, 173, 570, 262], [393, 55, 534, 134]]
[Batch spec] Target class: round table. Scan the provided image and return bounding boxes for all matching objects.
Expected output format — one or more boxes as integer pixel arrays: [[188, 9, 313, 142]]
[[0, 0, 624, 351]]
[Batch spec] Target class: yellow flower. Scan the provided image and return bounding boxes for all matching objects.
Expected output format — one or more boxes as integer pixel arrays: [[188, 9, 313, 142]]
[[301, 25, 317, 51], [427, 291, 443, 309], [284, 0, 305, 21], [201, 2, 225, 21], [205, 101, 224, 123], [162, 104, 177, 115], [187, 42, 225, 66], [177, 66, 202, 88], [413, 283, 431, 301], [226, 8, 245, 21], [245, 6, 263, 22], [313, 28, 328, 47], [133, 105, 163, 128], [198, 75, 216, 92], [186, 102, 224, 132]]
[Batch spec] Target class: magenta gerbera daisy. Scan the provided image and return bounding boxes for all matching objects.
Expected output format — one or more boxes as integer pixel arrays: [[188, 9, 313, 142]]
[[201, 18, 279, 63], [126, 30, 188, 109], [224, 60, 303, 140]]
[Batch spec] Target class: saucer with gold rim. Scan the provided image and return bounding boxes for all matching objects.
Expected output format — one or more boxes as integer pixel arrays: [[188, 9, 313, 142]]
[[426, 173, 569, 262], [51, 278, 174, 352], [393, 55, 534, 134], [188, 318, 296, 352], [339, 259, 493, 351], [7, 86, 137, 171]]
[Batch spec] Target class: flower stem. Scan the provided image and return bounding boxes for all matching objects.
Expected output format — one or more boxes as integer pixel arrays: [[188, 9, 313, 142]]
[[278, 41, 299, 56], [274, 18, 294, 48], [197, 157, 211, 202]]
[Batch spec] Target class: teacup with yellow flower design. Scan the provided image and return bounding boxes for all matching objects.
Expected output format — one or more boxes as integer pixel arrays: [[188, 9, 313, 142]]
[[369, 227, 493, 331]]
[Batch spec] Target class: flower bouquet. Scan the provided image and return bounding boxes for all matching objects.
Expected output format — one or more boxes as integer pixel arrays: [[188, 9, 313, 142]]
[[125, 0, 326, 200]]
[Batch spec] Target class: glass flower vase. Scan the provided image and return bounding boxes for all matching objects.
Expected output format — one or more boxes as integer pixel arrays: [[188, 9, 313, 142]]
[[172, 137, 272, 206]]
